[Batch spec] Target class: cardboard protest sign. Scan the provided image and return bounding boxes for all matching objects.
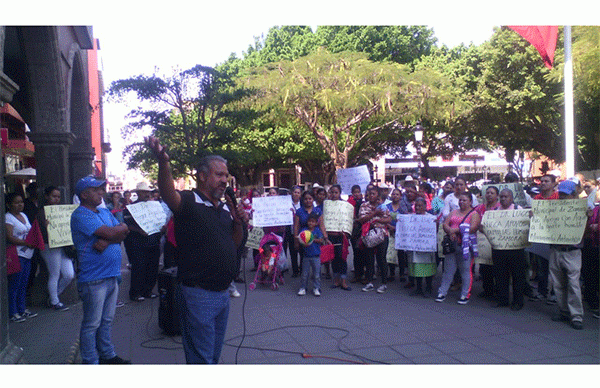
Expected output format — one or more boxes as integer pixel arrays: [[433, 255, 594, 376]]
[[323, 200, 354, 234], [126, 201, 167, 235], [245, 226, 265, 250], [336, 165, 371, 195], [481, 209, 531, 250], [395, 214, 437, 252], [45, 204, 79, 248], [482, 183, 528, 208], [251, 195, 294, 227], [528, 199, 587, 245]]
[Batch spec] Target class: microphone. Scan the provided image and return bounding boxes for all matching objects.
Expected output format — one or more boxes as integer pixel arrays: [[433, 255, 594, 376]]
[[224, 187, 238, 207]]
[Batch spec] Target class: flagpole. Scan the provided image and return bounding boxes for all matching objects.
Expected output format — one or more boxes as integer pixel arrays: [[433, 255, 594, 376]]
[[564, 26, 575, 178]]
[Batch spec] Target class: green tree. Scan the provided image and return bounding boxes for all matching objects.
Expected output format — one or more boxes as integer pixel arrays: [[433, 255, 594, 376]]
[[107, 65, 256, 180], [466, 26, 563, 172]]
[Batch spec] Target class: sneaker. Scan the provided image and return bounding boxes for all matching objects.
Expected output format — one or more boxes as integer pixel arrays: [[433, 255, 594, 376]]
[[99, 355, 131, 364], [546, 295, 557, 305], [145, 293, 158, 299], [230, 289, 241, 298], [592, 310, 599, 319], [361, 283, 374, 292], [457, 297, 469, 305], [528, 293, 542, 302], [376, 285, 387, 294], [571, 321, 583, 330], [435, 294, 446, 303], [313, 288, 321, 297], [21, 309, 38, 318], [116, 300, 125, 308], [131, 296, 145, 302], [51, 302, 69, 311], [297, 288, 306, 296], [9, 314, 26, 323]]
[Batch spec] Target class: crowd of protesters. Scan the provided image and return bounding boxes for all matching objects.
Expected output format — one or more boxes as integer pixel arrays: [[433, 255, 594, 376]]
[[4, 168, 599, 362]]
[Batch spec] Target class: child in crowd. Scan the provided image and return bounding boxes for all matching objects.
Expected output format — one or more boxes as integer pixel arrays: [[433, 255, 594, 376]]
[[258, 242, 277, 280], [298, 213, 325, 296]]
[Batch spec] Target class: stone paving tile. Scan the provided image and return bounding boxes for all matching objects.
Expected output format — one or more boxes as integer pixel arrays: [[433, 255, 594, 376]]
[[429, 339, 480, 354], [262, 354, 321, 364], [445, 326, 491, 339], [344, 345, 404, 363], [564, 338, 600, 356], [247, 329, 297, 346], [339, 333, 387, 349], [449, 350, 511, 364], [220, 346, 266, 363], [477, 323, 521, 335], [536, 328, 599, 345], [488, 345, 548, 363], [409, 329, 458, 343], [528, 342, 586, 359], [412, 354, 462, 364], [498, 332, 549, 347], [548, 355, 600, 364], [464, 335, 520, 350], [298, 339, 344, 354], [391, 343, 444, 358], [309, 350, 378, 365]]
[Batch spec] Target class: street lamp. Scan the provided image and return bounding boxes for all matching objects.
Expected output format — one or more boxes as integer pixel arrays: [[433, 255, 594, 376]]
[[413, 122, 424, 180]]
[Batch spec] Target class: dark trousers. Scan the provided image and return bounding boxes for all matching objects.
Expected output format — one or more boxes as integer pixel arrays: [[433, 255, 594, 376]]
[[125, 236, 160, 299], [480, 263, 495, 297], [493, 249, 527, 306], [364, 237, 388, 285], [163, 240, 177, 269], [329, 234, 347, 277], [581, 244, 599, 310], [352, 237, 366, 280], [286, 228, 301, 275], [533, 253, 550, 297]]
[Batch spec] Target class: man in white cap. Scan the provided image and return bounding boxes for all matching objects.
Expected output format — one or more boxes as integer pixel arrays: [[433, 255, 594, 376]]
[[71, 176, 130, 364], [123, 182, 163, 302]]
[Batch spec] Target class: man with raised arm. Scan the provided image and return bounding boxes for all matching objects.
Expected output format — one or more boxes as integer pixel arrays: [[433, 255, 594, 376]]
[[70, 176, 131, 364], [146, 136, 248, 364]]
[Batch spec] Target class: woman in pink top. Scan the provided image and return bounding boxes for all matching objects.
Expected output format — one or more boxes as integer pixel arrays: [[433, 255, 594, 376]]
[[436, 193, 481, 304]]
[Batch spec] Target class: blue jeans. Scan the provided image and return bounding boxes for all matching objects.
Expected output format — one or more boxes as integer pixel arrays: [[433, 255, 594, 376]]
[[176, 284, 230, 364], [301, 256, 321, 290], [8, 257, 31, 316], [77, 277, 119, 364]]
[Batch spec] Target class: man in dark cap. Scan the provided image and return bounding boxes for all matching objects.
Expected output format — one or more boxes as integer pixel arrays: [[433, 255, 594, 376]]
[[71, 176, 131, 363]]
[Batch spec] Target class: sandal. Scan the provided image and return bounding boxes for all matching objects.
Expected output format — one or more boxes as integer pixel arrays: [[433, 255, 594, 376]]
[[341, 286, 352, 291]]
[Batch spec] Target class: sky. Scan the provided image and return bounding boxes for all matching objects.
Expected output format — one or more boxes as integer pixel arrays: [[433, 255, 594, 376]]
[[4, 0, 597, 179]]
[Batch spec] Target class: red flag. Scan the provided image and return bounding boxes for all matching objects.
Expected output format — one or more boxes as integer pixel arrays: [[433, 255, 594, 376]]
[[508, 26, 559, 69]]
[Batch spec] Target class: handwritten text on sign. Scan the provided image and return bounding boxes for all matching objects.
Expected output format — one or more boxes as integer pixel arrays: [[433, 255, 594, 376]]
[[482, 182, 528, 208], [482, 209, 531, 250], [395, 214, 437, 252], [336, 165, 371, 195], [46, 204, 79, 248], [323, 200, 354, 234], [245, 227, 265, 250], [252, 195, 294, 227], [528, 199, 587, 245], [126, 201, 167, 235]]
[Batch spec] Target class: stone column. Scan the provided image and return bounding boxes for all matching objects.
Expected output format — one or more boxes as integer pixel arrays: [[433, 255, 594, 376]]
[[0, 25, 25, 365]]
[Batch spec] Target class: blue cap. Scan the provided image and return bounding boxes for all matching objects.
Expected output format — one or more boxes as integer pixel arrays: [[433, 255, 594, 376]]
[[557, 180, 577, 195], [75, 176, 106, 196]]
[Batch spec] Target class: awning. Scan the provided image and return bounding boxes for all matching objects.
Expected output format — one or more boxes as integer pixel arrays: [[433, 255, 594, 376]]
[[0, 103, 25, 123], [5, 167, 36, 178]]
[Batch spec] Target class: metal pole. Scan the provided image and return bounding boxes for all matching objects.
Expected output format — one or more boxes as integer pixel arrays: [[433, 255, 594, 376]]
[[564, 26, 575, 177]]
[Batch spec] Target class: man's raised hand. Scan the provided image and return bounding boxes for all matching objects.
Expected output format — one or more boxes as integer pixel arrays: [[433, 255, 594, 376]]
[[145, 136, 169, 163]]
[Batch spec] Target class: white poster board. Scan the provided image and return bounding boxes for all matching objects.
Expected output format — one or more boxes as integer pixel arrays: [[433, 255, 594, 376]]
[[251, 195, 294, 227], [528, 199, 587, 245], [336, 165, 371, 195], [323, 200, 354, 234], [395, 214, 437, 252], [481, 209, 531, 250], [126, 201, 167, 235], [46, 204, 79, 248]]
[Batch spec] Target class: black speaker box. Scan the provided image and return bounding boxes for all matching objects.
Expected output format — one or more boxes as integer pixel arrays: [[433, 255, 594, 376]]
[[158, 266, 180, 336]]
